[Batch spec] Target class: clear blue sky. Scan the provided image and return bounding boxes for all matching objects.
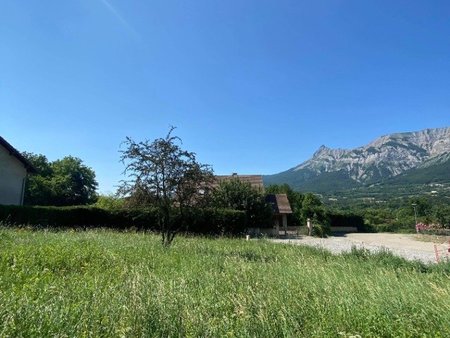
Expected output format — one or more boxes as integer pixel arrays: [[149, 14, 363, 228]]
[[1, 0, 449, 193]]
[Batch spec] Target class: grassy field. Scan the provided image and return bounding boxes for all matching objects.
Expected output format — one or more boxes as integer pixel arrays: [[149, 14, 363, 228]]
[[1, 228, 450, 337]]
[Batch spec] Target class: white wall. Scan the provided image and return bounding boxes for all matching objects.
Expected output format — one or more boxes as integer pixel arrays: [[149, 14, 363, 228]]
[[0, 144, 27, 205]]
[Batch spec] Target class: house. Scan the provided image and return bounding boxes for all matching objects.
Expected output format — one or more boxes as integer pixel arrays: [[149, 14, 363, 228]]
[[214, 173, 265, 191], [0, 136, 36, 205], [265, 194, 293, 235], [214, 173, 293, 236]]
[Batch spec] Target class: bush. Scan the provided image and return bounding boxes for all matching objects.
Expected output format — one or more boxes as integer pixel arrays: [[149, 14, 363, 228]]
[[0, 205, 157, 229], [178, 208, 247, 235], [374, 223, 396, 232], [311, 223, 330, 238], [0, 205, 246, 235], [94, 195, 125, 210]]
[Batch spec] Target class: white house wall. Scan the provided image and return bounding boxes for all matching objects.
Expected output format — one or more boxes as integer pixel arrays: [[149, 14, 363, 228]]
[[0, 144, 27, 205]]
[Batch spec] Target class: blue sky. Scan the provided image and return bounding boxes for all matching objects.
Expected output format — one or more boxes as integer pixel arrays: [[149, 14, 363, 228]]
[[1, 0, 449, 193]]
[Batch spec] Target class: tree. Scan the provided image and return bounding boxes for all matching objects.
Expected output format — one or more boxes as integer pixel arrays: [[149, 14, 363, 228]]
[[119, 127, 214, 247], [300, 193, 326, 225], [409, 197, 432, 218], [95, 194, 126, 210], [23, 153, 98, 206], [432, 205, 450, 228], [212, 179, 272, 228], [51, 156, 98, 205], [23, 153, 54, 205]]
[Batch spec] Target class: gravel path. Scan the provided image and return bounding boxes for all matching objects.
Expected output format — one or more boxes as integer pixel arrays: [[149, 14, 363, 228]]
[[271, 233, 450, 264]]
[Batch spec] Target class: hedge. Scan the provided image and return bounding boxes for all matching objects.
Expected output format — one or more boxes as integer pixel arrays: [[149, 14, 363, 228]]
[[0, 205, 247, 235]]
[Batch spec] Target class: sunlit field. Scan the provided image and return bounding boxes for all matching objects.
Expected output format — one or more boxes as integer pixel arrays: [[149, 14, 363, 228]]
[[1, 228, 449, 337]]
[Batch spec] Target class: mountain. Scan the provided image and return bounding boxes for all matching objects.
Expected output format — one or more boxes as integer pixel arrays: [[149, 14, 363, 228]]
[[380, 152, 450, 186], [264, 127, 450, 194]]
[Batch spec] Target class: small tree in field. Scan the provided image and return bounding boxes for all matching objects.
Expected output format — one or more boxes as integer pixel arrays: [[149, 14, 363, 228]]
[[119, 127, 214, 247]]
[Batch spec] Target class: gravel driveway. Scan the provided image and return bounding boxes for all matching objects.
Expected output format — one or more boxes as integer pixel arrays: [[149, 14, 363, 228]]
[[271, 233, 450, 264]]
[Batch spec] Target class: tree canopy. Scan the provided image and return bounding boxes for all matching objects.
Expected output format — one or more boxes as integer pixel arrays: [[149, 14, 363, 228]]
[[212, 179, 272, 228], [23, 153, 98, 206]]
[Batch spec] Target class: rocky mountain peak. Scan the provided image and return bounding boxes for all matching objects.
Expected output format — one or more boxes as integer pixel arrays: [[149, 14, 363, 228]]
[[292, 127, 450, 183], [313, 145, 330, 157], [264, 127, 450, 194]]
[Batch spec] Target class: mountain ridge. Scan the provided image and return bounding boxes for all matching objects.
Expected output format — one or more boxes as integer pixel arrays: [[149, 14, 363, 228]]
[[264, 127, 450, 194]]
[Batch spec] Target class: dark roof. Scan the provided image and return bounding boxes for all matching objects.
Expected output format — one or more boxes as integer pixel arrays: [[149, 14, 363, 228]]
[[266, 194, 293, 214], [0, 136, 37, 173], [214, 174, 264, 191]]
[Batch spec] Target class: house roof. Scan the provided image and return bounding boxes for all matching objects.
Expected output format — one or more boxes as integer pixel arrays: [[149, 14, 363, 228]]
[[214, 174, 264, 191], [0, 136, 37, 173], [265, 194, 293, 214]]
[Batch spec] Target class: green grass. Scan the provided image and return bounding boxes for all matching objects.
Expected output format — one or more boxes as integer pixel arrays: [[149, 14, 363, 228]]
[[1, 228, 450, 337]]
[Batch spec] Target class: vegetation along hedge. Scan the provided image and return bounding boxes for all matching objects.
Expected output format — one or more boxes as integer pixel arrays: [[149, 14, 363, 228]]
[[0, 205, 246, 235]]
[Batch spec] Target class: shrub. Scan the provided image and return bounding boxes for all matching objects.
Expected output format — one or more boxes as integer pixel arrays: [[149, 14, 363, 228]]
[[0, 205, 155, 229], [374, 223, 396, 232], [416, 223, 450, 236], [0, 205, 246, 235], [94, 195, 125, 210], [179, 208, 247, 235], [311, 223, 330, 238]]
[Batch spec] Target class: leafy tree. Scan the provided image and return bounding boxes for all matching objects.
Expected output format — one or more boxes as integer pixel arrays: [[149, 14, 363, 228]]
[[300, 193, 326, 225], [94, 194, 126, 210], [363, 207, 396, 229], [51, 157, 98, 205], [23, 153, 54, 205], [119, 127, 214, 247], [432, 205, 450, 228], [23, 153, 98, 206], [409, 197, 432, 218], [212, 179, 272, 228]]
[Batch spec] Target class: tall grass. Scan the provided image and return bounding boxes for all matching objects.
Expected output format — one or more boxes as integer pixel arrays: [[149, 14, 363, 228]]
[[1, 228, 449, 337]]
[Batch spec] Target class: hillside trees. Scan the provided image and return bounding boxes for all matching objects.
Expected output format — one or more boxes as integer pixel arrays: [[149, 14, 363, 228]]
[[119, 127, 214, 246], [23, 153, 98, 206]]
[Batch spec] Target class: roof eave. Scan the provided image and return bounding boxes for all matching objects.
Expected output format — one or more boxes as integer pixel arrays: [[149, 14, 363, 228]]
[[0, 136, 37, 173]]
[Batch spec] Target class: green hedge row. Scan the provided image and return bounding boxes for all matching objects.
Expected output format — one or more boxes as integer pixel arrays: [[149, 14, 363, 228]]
[[0, 205, 247, 235]]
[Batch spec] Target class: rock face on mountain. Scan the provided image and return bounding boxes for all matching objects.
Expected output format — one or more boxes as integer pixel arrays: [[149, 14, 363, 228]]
[[264, 127, 450, 192]]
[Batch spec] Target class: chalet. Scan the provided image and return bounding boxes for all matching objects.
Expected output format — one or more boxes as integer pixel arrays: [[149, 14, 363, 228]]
[[214, 173, 265, 191], [0, 136, 36, 205], [265, 194, 293, 235]]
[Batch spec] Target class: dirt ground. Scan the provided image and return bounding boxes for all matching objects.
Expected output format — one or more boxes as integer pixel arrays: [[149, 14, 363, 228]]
[[271, 233, 450, 264]]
